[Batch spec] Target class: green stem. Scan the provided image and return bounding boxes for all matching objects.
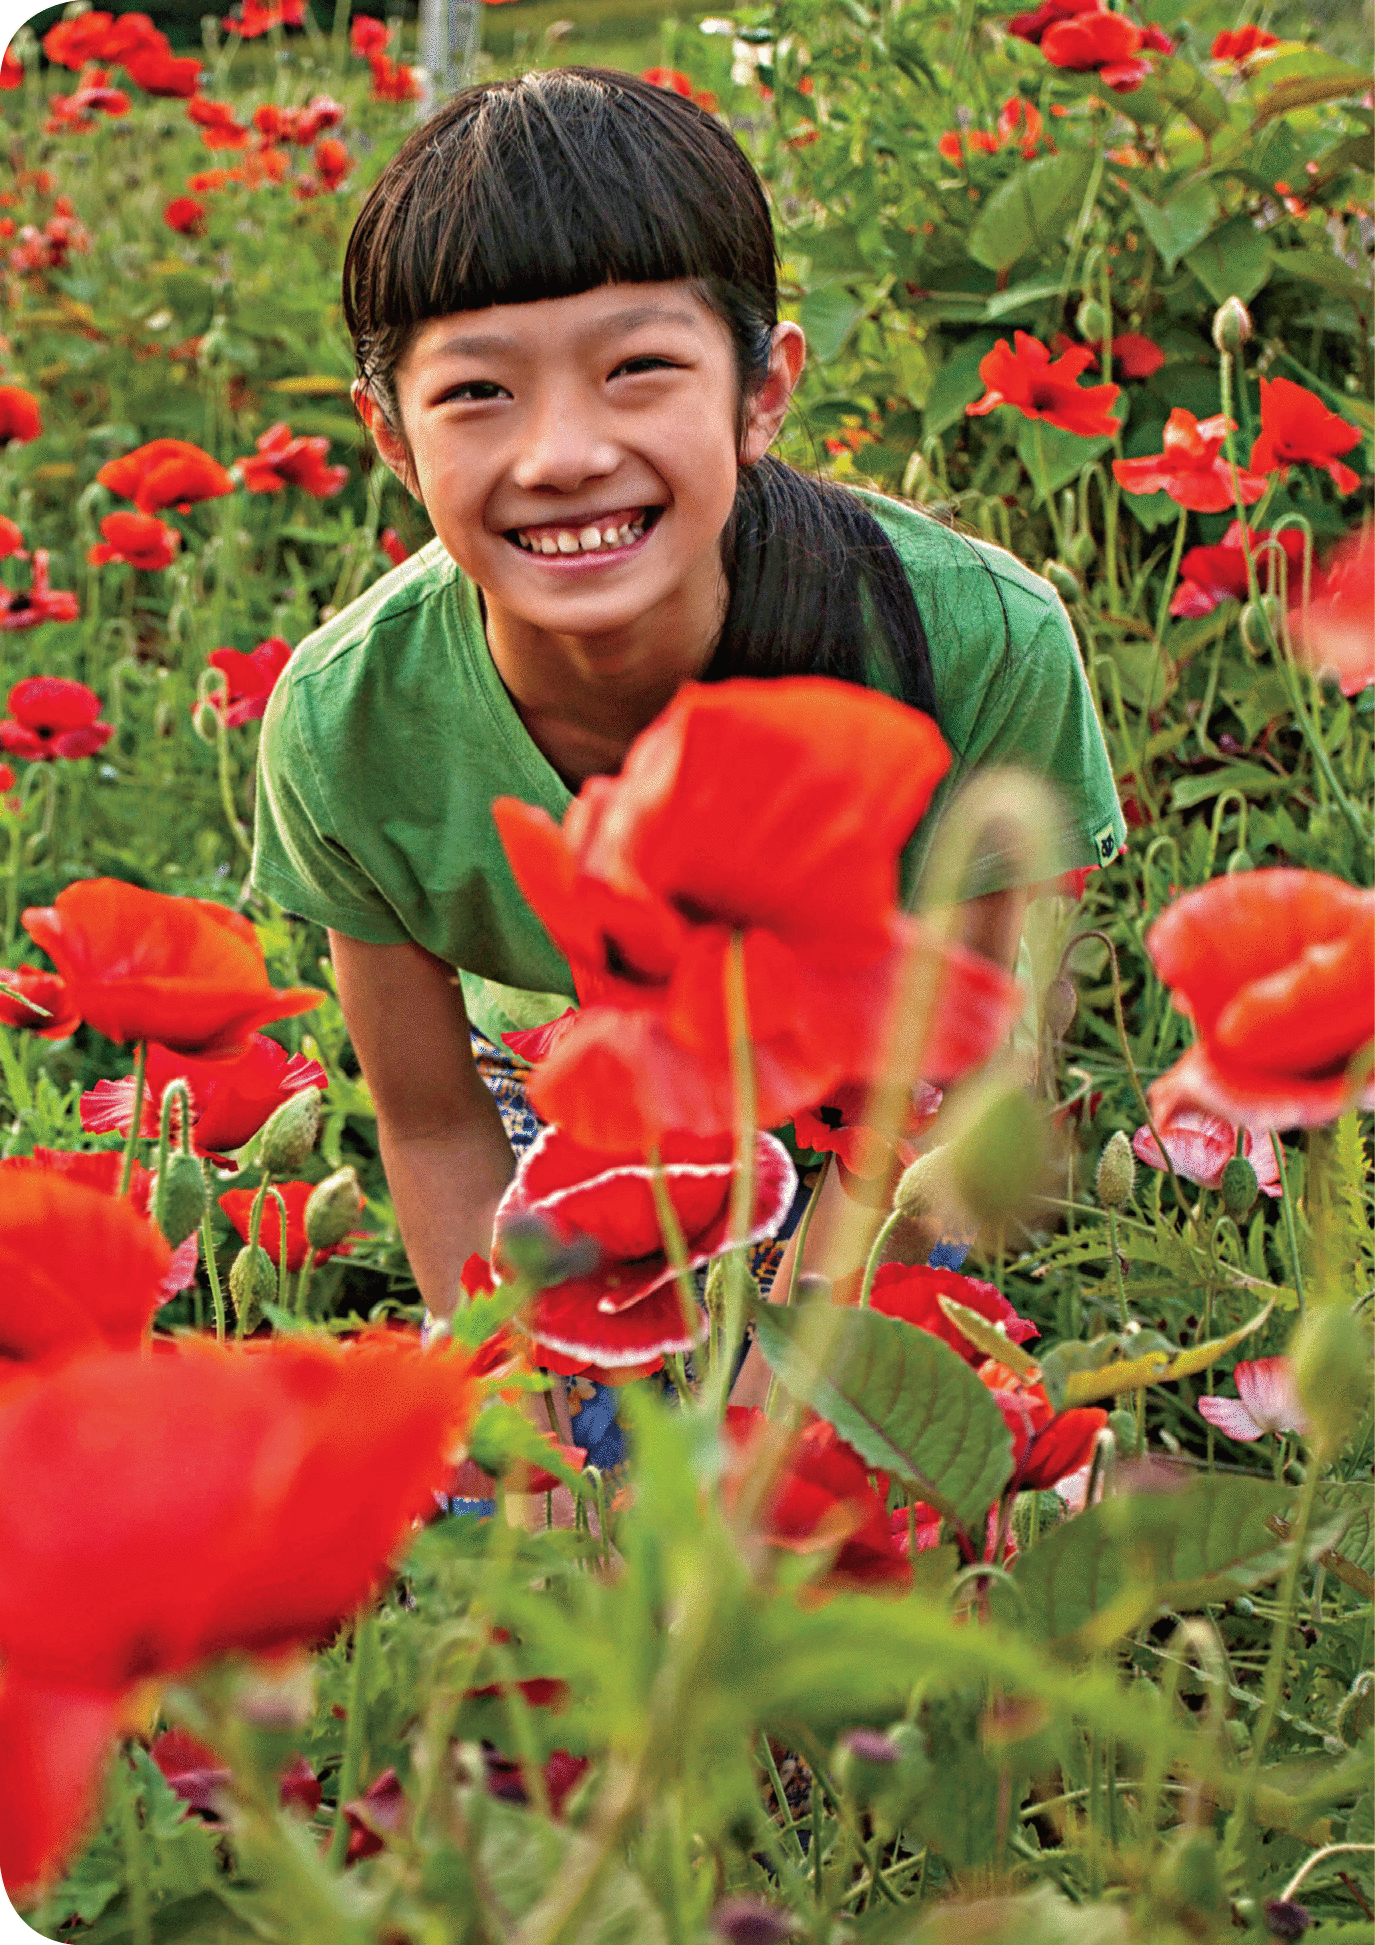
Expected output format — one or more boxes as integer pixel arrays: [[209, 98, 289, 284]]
[[858, 1207, 904, 1308], [269, 1186, 290, 1312], [781, 1153, 829, 1310], [647, 1146, 703, 1371], [202, 1206, 227, 1343], [1269, 1132, 1305, 1312], [1033, 422, 1067, 550], [1106, 1207, 1130, 1327], [118, 1747, 153, 1945], [293, 1253, 315, 1318], [1070, 929, 1186, 1213], [327, 1607, 373, 1869], [213, 707, 252, 860], [710, 932, 756, 1421], [1152, 500, 1189, 646], [118, 1041, 148, 1199]]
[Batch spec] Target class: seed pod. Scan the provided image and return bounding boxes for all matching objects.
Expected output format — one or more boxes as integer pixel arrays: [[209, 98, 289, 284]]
[[1044, 559, 1080, 604], [1075, 296, 1108, 343], [1211, 295, 1253, 354], [229, 1242, 276, 1333], [1220, 1154, 1259, 1218], [1240, 593, 1280, 656], [1260, 1898, 1312, 1940], [1044, 976, 1078, 1039], [303, 1165, 362, 1251], [153, 1149, 207, 1249], [1066, 528, 1097, 570], [948, 1087, 1044, 1226], [1095, 1130, 1135, 1209], [258, 1087, 322, 1177]]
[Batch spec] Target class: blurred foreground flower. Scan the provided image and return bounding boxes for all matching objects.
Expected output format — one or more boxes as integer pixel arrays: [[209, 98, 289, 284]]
[[1146, 869, 1375, 1129], [1198, 1356, 1308, 1441], [1, 677, 111, 760], [0, 384, 42, 444], [966, 331, 1121, 438], [1113, 409, 1269, 512], [1291, 523, 1373, 697], [0, 1169, 171, 1366], [81, 1032, 325, 1163], [2, 1148, 197, 1298], [1131, 1107, 1280, 1197], [1250, 377, 1363, 495]]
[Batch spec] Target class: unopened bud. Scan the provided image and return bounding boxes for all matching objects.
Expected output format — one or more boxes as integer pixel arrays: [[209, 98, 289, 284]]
[[191, 698, 221, 743], [1261, 1899, 1312, 1939], [1095, 1130, 1135, 1209], [1076, 296, 1109, 342], [1044, 976, 1077, 1039], [1240, 593, 1280, 656], [1220, 1154, 1259, 1219], [1066, 528, 1097, 570], [229, 1243, 276, 1332], [259, 1087, 322, 1176], [1211, 295, 1252, 354], [1107, 1406, 1143, 1457], [1336, 1670, 1374, 1748], [711, 1898, 801, 1944], [793, 1272, 832, 1305], [893, 1147, 946, 1219], [948, 1087, 1044, 1226], [1044, 559, 1080, 605], [303, 1165, 361, 1251], [153, 1149, 206, 1249], [1226, 846, 1255, 875], [1011, 1488, 1065, 1548], [1292, 1304, 1370, 1453]]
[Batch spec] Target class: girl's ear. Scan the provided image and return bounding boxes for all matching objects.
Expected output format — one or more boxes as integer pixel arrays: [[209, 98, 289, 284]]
[[353, 381, 417, 495], [739, 322, 806, 466]]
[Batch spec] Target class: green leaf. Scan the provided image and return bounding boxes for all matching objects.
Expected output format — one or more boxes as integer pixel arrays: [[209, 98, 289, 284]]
[[1016, 417, 1117, 500], [1146, 55, 1232, 137], [923, 332, 999, 435], [1184, 214, 1275, 305], [797, 283, 868, 362], [1251, 52, 1374, 128], [1127, 179, 1221, 273], [1059, 1297, 1276, 1405], [1270, 248, 1373, 307], [937, 1295, 1040, 1376], [750, 1298, 1014, 1536], [967, 150, 1096, 273], [480, 1800, 668, 1945]]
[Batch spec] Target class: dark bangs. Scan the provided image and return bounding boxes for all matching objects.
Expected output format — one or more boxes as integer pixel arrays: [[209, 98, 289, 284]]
[[343, 67, 779, 406]]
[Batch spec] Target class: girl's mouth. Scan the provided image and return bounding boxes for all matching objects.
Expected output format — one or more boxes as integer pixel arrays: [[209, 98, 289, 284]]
[[506, 506, 663, 557]]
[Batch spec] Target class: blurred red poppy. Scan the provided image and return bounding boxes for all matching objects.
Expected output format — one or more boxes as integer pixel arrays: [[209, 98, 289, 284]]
[[122, 40, 202, 95], [380, 527, 409, 567], [481, 1748, 591, 1818], [97, 437, 234, 514], [42, 13, 117, 65], [0, 47, 23, 87], [1291, 523, 1374, 697], [977, 1361, 1107, 1490], [0, 1171, 171, 1365], [314, 137, 352, 190], [724, 1409, 912, 1591], [0, 515, 24, 558], [368, 53, 422, 101], [48, 69, 130, 127], [0, 1672, 126, 1900], [1146, 869, 1375, 1129], [1108, 331, 1164, 378], [996, 95, 1044, 154], [1212, 24, 1279, 63], [939, 127, 1000, 163], [162, 194, 206, 236], [792, 1078, 942, 1196], [223, 0, 306, 33], [967, 332, 1121, 438], [22, 878, 325, 1055], [1131, 1106, 1280, 1197], [4, 1147, 198, 1297], [81, 1031, 326, 1162], [493, 1123, 795, 1368], [150, 1727, 232, 1817], [237, 422, 347, 498], [349, 13, 390, 55], [641, 67, 695, 95], [0, 553, 80, 630], [0, 385, 42, 445], [0, 965, 79, 1037], [494, 678, 1022, 1151], [1170, 520, 1306, 618], [88, 509, 181, 570], [845, 1261, 1039, 1366], [1040, 10, 1152, 87], [1005, 0, 1097, 44], [187, 94, 250, 147], [1113, 409, 1269, 513], [1249, 376, 1362, 496], [220, 1176, 362, 1273], [204, 637, 293, 725], [1, 677, 112, 761]]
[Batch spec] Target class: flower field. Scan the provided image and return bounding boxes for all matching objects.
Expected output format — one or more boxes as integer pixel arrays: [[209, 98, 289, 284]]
[[0, 0, 1371, 1941]]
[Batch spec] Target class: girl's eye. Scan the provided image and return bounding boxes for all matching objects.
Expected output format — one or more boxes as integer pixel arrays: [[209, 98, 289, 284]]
[[613, 357, 675, 377], [445, 380, 506, 403]]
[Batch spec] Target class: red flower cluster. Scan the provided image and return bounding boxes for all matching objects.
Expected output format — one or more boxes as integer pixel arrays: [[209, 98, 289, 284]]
[[1170, 521, 1306, 617], [236, 422, 348, 497], [1113, 409, 1269, 512], [1250, 376, 1362, 496], [43, 12, 201, 95], [1291, 523, 1373, 697], [187, 94, 250, 151], [346, 13, 422, 99], [252, 95, 345, 145], [88, 509, 181, 571], [967, 331, 1121, 439], [81, 1031, 326, 1163], [0, 552, 79, 630], [98, 437, 233, 514], [204, 638, 294, 725], [1, 679, 111, 762], [220, 1177, 364, 1272], [6, 205, 91, 277], [222, 0, 306, 35], [1146, 869, 1375, 1130], [641, 67, 718, 112], [1024, 2, 1170, 91], [939, 96, 1046, 164], [1211, 24, 1279, 64]]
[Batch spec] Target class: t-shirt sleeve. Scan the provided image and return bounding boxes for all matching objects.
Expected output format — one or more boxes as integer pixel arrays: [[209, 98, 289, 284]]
[[251, 675, 411, 944]]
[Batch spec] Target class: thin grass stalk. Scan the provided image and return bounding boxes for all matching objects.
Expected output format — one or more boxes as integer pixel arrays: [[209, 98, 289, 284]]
[[1269, 1132, 1306, 1312], [326, 1606, 374, 1868], [118, 1040, 148, 1199], [708, 929, 756, 1421]]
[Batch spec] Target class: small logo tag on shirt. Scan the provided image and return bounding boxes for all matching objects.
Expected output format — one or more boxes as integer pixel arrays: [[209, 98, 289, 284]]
[[1094, 823, 1119, 863]]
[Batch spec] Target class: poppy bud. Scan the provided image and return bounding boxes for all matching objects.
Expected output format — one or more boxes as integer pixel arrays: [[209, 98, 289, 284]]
[[948, 1087, 1044, 1226], [229, 1242, 276, 1333], [1107, 1406, 1142, 1457], [1336, 1670, 1374, 1748], [832, 1727, 902, 1806], [1066, 528, 1097, 570], [1075, 297, 1108, 343], [1211, 296, 1252, 354], [153, 1148, 207, 1249], [892, 1147, 946, 1219], [1095, 1130, 1135, 1209], [303, 1165, 362, 1251], [1044, 976, 1077, 1038], [1292, 1303, 1369, 1453], [794, 1272, 832, 1305], [710, 1897, 801, 1944], [1240, 593, 1280, 656], [1226, 846, 1255, 875], [1044, 560, 1080, 604], [1261, 1899, 1312, 1939], [258, 1086, 322, 1176], [1011, 1488, 1064, 1548], [191, 698, 220, 743], [1220, 1154, 1259, 1218], [1157, 1828, 1225, 1918]]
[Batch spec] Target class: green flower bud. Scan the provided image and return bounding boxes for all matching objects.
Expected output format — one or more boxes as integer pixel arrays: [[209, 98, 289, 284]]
[[190, 698, 221, 744], [1292, 1304, 1370, 1454], [1011, 1489, 1064, 1549], [1075, 297, 1109, 343], [1220, 1154, 1259, 1218], [303, 1165, 362, 1252], [1107, 1406, 1143, 1457], [948, 1087, 1045, 1227], [1066, 528, 1097, 570], [1044, 976, 1078, 1039], [153, 1149, 207, 1250], [229, 1243, 276, 1333], [1211, 295, 1252, 354], [1226, 847, 1255, 875], [258, 1087, 322, 1176], [1336, 1671, 1374, 1748], [1095, 1130, 1135, 1210], [1158, 1828, 1225, 1916], [1240, 593, 1280, 657], [892, 1147, 946, 1219], [1044, 559, 1081, 605], [496, 1210, 599, 1287]]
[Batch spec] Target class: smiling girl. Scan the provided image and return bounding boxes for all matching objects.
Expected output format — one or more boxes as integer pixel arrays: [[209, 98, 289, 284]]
[[252, 68, 1124, 1353]]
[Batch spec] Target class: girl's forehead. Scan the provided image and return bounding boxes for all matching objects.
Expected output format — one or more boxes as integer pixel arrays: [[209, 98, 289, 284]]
[[400, 281, 727, 366]]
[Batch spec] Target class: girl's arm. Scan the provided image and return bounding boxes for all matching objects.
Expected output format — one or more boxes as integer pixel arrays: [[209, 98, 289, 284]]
[[329, 932, 517, 1320]]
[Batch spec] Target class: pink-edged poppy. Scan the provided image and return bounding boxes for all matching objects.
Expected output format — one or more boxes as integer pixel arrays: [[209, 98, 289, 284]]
[[97, 437, 234, 514], [1197, 1356, 1307, 1441], [967, 332, 1121, 439], [492, 1123, 796, 1368], [349, 14, 390, 55], [4, 1147, 198, 1298], [162, 195, 207, 236], [236, 422, 347, 498], [1113, 409, 1270, 513], [494, 678, 1023, 1152], [0, 965, 80, 1038], [1146, 869, 1375, 1130], [977, 1360, 1108, 1490], [1, 677, 112, 761], [0, 552, 80, 630], [724, 1408, 913, 1592], [1169, 521, 1306, 617], [1040, 9, 1153, 88], [0, 1168, 172, 1365], [1131, 1107, 1281, 1197], [1249, 376, 1363, 497], [204, 638, 293, 726], [1292, 523, 1373, 697], [88, 509, 181, 570], [792, 1078, 942, 1197], [0, 385, 42, 445], [81, 1031, 326, 1163], [220, 1176, 363, 1274], [844, 1261, 1039, 1366]]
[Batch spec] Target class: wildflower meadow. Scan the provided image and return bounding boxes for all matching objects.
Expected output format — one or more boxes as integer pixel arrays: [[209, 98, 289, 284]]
[[0, 1, 1370, 1942]]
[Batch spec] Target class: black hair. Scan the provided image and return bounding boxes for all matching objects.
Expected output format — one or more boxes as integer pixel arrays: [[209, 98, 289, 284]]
[[343, 66, 938, 721]]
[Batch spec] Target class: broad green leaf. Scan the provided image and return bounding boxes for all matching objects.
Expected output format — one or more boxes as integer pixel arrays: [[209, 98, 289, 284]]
[[967, 150, 1096, 272], [984, 277, 1070, 321], [1270, 248, 1373, 308], [1127, 179, 1220, 273], [923, 332, 999, 435], [1147, 56, 1232, 137], [750, 1298, 1014, 1536], [1169, 763, 1289, 809], [1017, 417, 1117, 500], [1059, 1296, 1275, 1405], [797, 283, 868, 362], [1184, 214, 1275, 305], [937, 1294, 1040, 1377]]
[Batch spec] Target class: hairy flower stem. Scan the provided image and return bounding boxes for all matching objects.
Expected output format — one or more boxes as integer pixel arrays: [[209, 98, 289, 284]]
[[858, 1207, 904, 1308], [270, 1186, 290, 1312], [1071, 929, 1186, 1213], [118, 1040, 148, 1199], [1269, 1132, 1306, 1312], [1152, 503, 1190, 648], [212, 700, 252, 860], [118, 1746, 153, 1945], [765, 1154, 831, 1418], [293, 1253, 315, 1318], [647, 1145, 702, 1373], [202, 1207, 227, 1343], [710, 931, 756, 1422], [1106, 1208, 1130, 1326], [326, 1606, 373, 1869]]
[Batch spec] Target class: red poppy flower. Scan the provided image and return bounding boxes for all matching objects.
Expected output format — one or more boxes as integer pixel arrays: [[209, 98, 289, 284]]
[[641, 68, 695, 95], [162, 194, 207, 237], [842, 1261, 1039, 1366], [367, 53, 421, 101], [185, 95, 250, 148], [97, 437, 234, 514], [1108, 331, 1164, 379], [48, 70, 130, 124], [1005, 0, 1098, 44], [724, 1409, 912, 1592], [380, 527, 409, 567], [1, 677, 112, 761], [1170, 521, 1306, 617], [81, 1031, 326, 1162], [0, 1672, 126, 1899], [1211, 24, 1279, 63], [220, 1176, 362, 1273], [0, 47, 23, 87], [121, 41, 203, 95], [236, 422, 347, 498], [0, 517, 23, 560], [1131, 1106, 1280, 1197], [1249, 376, 1362, 496], [0, 965, 79, 1037], [492, 1123, 796, 1368], [1146, 869, 1375, 1130], [494, 679, 1022, 1151], [5, 1147, 198, 1298], [482, 1748, 592, 1817], [204, 638, 293, 726], [88, 508, 181, 570], [792, 1078, 942, 1195], [1113, 409, 1270, 513], [0, 1171, 170, 1366], [1292, 523, 1374, 697], [0, 385, 42, 445], [349, 13, 390, 55], [150, 1727, 232, 1817], [996, 95, 1044, 155], [42, 13, 117, 65], [314, 137, 352, 190], [22, 879, 325, 1056], [0, 552, 79, 630], [966, 332, 1121, 439], [938, 127, 1000, 163], [977, 1361, 1107, 1490], [1040, 10, 1152, 89]]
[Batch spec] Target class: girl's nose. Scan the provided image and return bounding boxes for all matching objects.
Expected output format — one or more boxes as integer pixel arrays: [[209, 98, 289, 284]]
[[509, 385, 620, 494]]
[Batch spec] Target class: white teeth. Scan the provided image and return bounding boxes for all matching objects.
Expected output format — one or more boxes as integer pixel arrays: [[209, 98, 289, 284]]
[[515, 513, 651, 553], [579, 525, 603, 550], [538, 536, 558, 554], [556, 531, 580, 554]]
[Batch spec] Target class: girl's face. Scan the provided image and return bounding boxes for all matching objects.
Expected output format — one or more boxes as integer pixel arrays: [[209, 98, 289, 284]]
[[370, 281, 802, 668]]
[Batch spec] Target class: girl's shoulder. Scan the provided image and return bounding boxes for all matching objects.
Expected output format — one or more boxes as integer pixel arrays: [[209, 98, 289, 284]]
[[848, 485, 1061, 630], [279, 536, 466, 701]]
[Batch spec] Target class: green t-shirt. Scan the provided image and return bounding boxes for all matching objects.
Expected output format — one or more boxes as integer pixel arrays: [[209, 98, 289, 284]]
[[252, 493, 1125, 1046]]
